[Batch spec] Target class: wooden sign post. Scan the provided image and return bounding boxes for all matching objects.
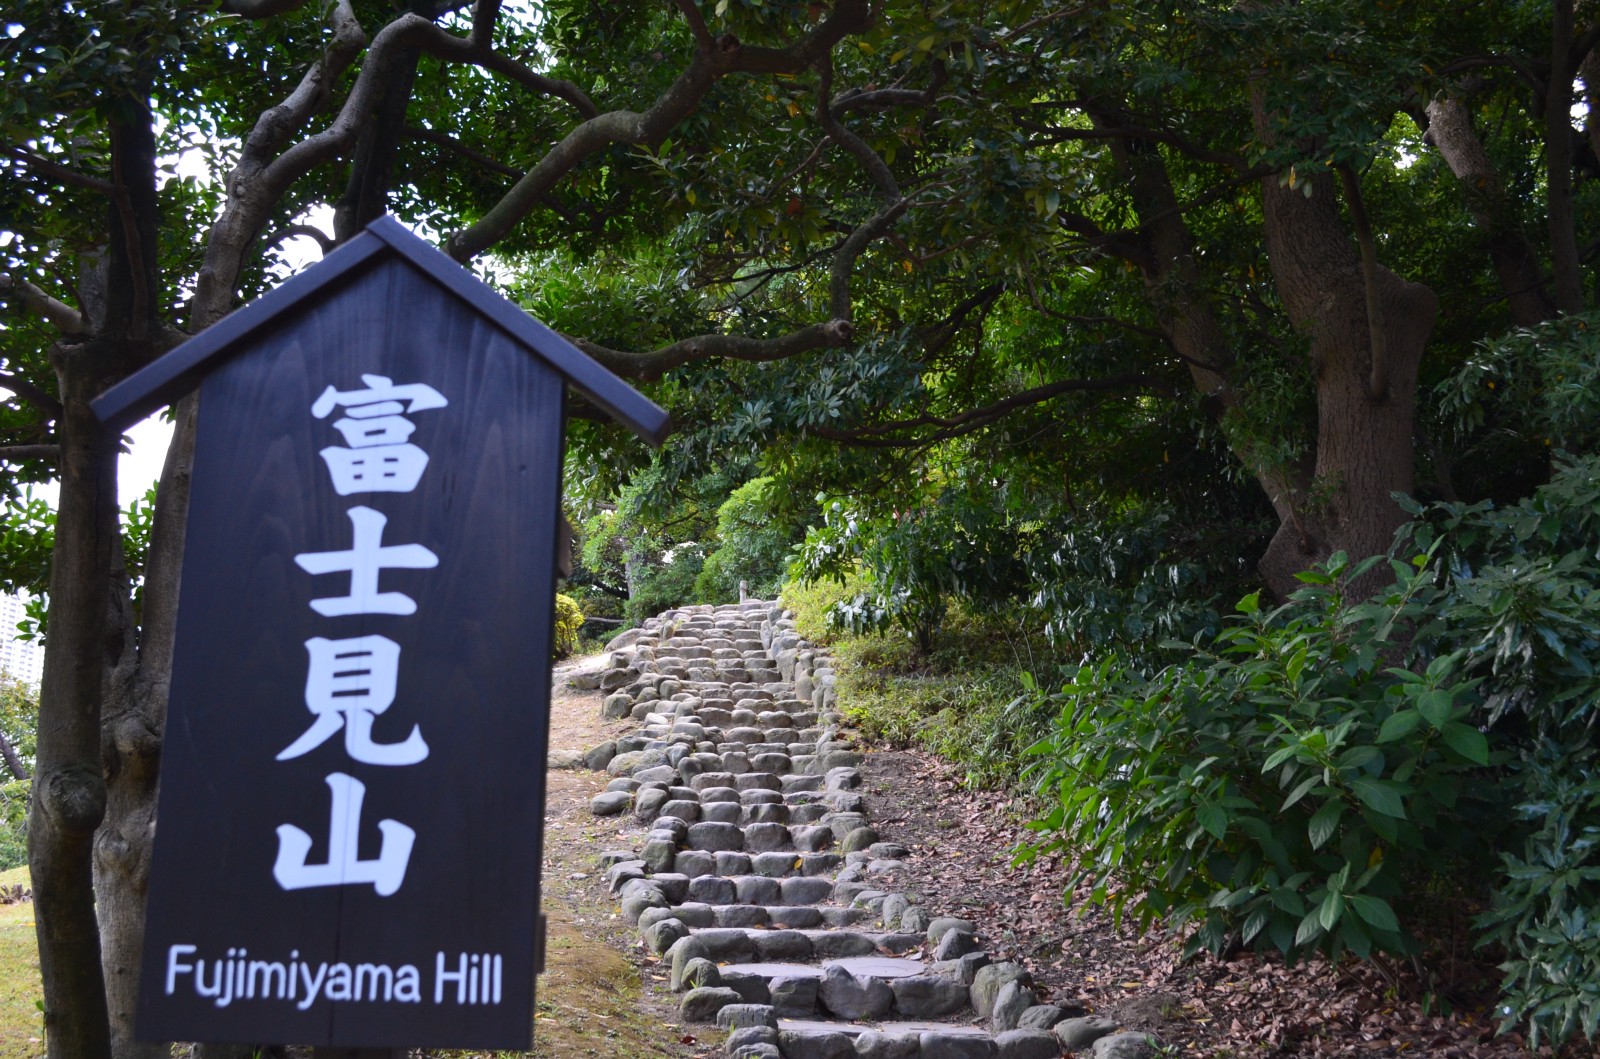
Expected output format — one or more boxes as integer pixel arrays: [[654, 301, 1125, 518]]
[[94, 217, 667, 1053]]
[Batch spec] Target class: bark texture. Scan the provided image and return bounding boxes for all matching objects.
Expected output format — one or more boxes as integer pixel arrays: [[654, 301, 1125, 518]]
[[1256, 169, 1437, 597]]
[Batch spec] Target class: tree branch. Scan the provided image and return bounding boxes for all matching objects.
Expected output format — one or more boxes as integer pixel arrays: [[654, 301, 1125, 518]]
[[261, 223, 335, 259], [4, 147, 117, 194], [673, 0, 717, 51], [570, 319, 856, 381], [0, 370, 64, 420], [0, 275, 86, 336], [1019, 119, 1252, 173], [470, 0, 502, 46], [405, 125, 523, 177], [0, 728, 27, 781], [811, 374, 1171, 448], [831, 196, 911, 319], [817, 56, 900, 199], [0, 444, 61, 462], [191, 0, 368, 327], [445, 0, 872, 260]]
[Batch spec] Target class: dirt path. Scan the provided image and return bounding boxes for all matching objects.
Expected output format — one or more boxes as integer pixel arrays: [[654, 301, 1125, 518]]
[[529, 652, 712, 1059]]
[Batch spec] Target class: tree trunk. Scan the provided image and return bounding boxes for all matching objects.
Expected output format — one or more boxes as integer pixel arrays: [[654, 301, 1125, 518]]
[[95, 400, 196, 1059], [96, 394, 196, 1059], [1098, 119, 1312, 557], [1426, 95, 1556, 326], [30, 344, 119, 1059], [28, 95, 162, 1059], [1255, 167, 1437, 598]]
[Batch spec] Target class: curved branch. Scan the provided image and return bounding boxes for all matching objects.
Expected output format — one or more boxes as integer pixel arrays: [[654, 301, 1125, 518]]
[[261, 223, 335, 258], [0, 444, 61, 462], [0, 275, 86, 336], [816, 56, 900, 199], [406, 125, 523, 177], [569, 319, 856, 381], [0, 371, 64, 420], [1436, 54, 1544, 95], [471, 0, 502, 46], [811, 374, 1171, 448], [446, 0, 872, 260], [191, 0, 367, 327], [831, 196, 910, 319], [1018, 120, 1252, 174]]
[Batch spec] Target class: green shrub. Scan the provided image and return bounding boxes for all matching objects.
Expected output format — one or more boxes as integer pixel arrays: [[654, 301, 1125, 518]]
[[1477, 747, 1600, 1047], [552, 593, 584, 660], [625, 544, 705, 625], [1021, 553, 1503, 962], [695, 477, 800, 603], [1395, 456, 1600, 1047]]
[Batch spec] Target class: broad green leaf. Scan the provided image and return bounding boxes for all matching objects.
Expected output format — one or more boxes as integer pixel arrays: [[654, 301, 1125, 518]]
[[1348, 894, 1400, 932], [1308, 799, 1343, 850], [1295, 908, 1324, 947], [1417, 688, 1453, 728], [1376, 708, 1422, 743], [1440, 722, 1489, 765], [1350, 777, 1406, 818], [1196, 802, 1228, 840], [1281, 774, 1319, 811], [1318, 891, 1344, 931]]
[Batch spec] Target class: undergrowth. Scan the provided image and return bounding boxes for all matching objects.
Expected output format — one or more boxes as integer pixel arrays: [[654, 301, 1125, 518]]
[[782, 574, 1064, 788]]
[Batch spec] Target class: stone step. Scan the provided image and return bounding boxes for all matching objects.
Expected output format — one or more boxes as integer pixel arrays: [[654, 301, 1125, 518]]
[[657, 902, 868, 930], [686, 926, 926, 962]]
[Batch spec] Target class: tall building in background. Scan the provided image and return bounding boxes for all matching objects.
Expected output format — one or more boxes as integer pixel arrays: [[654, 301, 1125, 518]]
[[0, 595, 43, 688]]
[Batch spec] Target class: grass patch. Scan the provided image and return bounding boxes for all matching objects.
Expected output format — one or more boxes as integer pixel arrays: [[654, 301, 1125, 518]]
[[0, 882, 41, 1059]]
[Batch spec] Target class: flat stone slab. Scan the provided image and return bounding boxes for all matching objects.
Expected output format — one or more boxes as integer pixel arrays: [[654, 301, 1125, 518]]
[[881, 1022, 989, 1036], [779, 1020, 867, 1037], [722, 962, 825, 980], [824, 957, 925, 979]]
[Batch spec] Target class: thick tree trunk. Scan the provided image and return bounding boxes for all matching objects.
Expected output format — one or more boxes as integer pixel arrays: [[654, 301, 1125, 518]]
[[30, 347, 119, 1059], [27, 98, 162, 1059], [1426, 95, 1556, 326], [1256, 169, 1437, 598]]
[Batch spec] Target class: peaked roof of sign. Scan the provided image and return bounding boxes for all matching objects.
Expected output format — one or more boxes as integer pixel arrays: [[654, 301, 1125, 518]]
[[92, 215, 671, 444]]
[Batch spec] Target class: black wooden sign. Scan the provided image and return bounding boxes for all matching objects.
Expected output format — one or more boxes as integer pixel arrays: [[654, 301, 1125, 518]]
[[94, 218, 667, 1051]]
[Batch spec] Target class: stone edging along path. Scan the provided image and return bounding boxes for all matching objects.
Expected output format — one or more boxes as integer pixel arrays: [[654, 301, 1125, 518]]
[[580, 601, 1158, 1059]]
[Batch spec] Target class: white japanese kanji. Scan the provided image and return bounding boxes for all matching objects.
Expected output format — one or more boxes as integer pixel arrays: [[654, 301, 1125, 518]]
[[277, 635, 428, 766], [294, 506, 438, 617], [273, 772, 416, 897], [311, 374, 448, 495]]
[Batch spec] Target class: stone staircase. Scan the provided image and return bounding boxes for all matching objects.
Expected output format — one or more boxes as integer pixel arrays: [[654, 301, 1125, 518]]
[[583, 601, 1152, 1059]]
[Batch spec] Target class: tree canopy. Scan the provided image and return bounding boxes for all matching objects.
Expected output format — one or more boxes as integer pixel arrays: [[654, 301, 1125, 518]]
[[2, 0, 1597, 1055]]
